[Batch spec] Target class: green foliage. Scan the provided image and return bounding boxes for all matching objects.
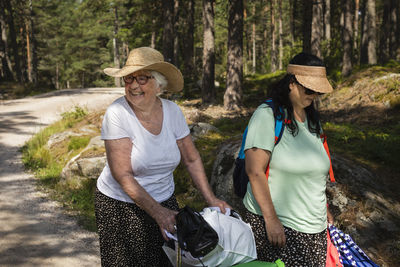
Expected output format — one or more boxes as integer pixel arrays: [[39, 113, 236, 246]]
[[61, 106, 88, 120], [68, 136, 91, 151], [324, 122, 400, 171]]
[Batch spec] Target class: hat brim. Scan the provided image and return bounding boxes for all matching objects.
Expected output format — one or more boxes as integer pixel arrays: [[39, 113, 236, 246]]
[[295, 75, 333, 94], [104, 62, 183, 92]]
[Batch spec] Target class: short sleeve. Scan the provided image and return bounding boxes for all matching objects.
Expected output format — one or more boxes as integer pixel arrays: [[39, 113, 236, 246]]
[[169, 102, 190, 140], [101, 104, 130, 140], [244, 104, 275, 152]]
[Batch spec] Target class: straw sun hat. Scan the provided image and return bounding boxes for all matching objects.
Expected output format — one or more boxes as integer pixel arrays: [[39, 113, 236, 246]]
[[104, 47, 183, 92], [287, 64, 333, 93]]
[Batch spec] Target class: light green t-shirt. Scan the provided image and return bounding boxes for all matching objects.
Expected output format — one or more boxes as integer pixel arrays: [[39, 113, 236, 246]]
[[243, 103, 330, 234]]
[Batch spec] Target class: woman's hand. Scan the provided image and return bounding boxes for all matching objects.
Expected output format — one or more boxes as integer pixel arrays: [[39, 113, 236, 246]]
[[154, 206, 179, 241], [207, 197, 232, 214], [265, 215, 286, 247]]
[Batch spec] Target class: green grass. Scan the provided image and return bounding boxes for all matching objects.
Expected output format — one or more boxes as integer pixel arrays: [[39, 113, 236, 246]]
[[21, 105, 97, 230], [324, 122, 400, 172]]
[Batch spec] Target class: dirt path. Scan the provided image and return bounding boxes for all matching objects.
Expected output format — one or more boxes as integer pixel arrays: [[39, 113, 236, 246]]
[[0, 88, 124, 267]]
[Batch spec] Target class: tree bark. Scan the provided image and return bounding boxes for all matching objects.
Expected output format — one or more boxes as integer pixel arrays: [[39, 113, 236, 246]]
[[4, 0, 21, 82], [262, 2, 268, 73], [311, 0, 323, 58], [0, 4, 14, 81], [302, 0, 312, 53], [389, 0, 398, 59], [162, 0, 174, 63], [354, 0, 359, 50], [360, 0, 377, 65], [342, 0, 353, 77], [224, 0, 243, 111], [252, 4, 256, 73], [113, 5, 121, 87], [173, 0, 180, 67], [182, 0, 195, 92], [202, 0, 215, 104], [270, 0, 277, 72], [378, 0, 390, 64], [28, 0, 37, 84], [324, 0, 331, 41], [278, 0, 283, 69]]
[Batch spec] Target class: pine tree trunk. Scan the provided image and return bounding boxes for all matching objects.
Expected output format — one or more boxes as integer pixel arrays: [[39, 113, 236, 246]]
[[278, 0, 283, 69], [173, 0, 179, 67], [252, 4, 256, 74], [342, 0, 353, 77], [360, 0, 377, 65], [270, 0, 277, 72], [182, 0, 195, 94], [162, 0, 174, 63], [202, 0, 215, 104], [28, 0, 37, 84], [324, 0, 331, 40], [302, 0, 312, 53], [113, 6, 121, 87], [354, 0, 359, 51], [224, 0, 243, 111], [26, 22, 32, 83], [389, 0, 397, 59], [262, 3, 268, 73], [4, 0, 21, 82], [0, 6, 14, 81], [379, 0, 390, 63], [311, 0, 323, 58]]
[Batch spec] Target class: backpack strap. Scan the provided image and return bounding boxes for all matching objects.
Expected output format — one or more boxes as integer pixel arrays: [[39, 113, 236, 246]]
[[263, 99, 285, 180], [321, 133, 336, 182]]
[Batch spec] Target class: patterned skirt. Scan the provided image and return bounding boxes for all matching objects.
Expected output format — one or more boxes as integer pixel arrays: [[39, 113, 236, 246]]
[[244, 209, 327, 267], [94, 188, 179, 267]]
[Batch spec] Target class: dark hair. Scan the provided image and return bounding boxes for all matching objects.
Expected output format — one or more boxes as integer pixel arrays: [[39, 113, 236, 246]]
[[267, 52, 324, 136]]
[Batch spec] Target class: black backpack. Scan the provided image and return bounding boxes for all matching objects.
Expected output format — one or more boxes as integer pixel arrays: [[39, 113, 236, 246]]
[[175, 206, 219, 258]]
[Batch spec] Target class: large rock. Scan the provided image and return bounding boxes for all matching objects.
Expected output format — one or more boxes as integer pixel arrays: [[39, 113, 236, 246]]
[[209, 139, 245, 213], [61, 135, 106, 180]]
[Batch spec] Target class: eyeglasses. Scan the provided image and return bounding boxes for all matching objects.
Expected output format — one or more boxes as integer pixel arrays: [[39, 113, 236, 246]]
[[123, 75, 153, 85], [295, 81, 323, 96]]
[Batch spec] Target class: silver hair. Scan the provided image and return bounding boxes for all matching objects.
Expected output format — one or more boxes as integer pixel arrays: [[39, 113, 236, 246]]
[[151, 71, 168, 94]]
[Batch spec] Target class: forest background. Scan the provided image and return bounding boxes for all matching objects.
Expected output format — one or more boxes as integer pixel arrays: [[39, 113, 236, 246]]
[[1, 0, 399, 108]]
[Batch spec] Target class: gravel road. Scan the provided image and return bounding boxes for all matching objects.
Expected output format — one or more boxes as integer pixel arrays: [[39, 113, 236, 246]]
[[0, 88, 124, 267]]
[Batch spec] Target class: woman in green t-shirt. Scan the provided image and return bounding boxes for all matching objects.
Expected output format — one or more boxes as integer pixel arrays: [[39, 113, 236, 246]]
[[243, 52, 334, 266]]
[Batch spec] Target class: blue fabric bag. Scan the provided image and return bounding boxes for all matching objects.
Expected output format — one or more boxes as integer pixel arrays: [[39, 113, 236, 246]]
[[328, 224, 380, 267]]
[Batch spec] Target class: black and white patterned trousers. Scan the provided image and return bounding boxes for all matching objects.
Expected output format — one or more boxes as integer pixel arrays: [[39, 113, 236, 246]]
[[95, 188, 179, 267], [244, 209, 327, 267]]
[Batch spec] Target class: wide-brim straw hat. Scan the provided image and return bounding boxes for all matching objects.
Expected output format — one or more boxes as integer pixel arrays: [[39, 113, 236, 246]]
[[287, 64, 333, 93], [104, 47, 183, 92]]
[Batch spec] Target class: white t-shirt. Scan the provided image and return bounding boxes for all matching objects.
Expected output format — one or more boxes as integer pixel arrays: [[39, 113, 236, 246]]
[[96, 96, 190, 203]]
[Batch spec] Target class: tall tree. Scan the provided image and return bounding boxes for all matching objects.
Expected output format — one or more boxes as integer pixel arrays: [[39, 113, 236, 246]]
[[181, 0, 195, 94], [202, 0, 215, 104], [311, 0, 323, 58], [302, 0, 312, 53], [173, 0, 180, 67], [4, 0, 21, 82], [342, 0, 353, 76], [389, 0, 398, 59], [252, 3, 256, 73], [278, 0, 283, 69], [353, 0, 359, 50], [0, 1, 14, 81], [28, 0, 38, 84], [360, 0, 377, 65], [112, 4, 121, 87], [378, 0, 390, 63], [324, 0, 331, 41], [162, 0, 174, 63], [224, 0, 243, 111], [270, 0, 277, 72]]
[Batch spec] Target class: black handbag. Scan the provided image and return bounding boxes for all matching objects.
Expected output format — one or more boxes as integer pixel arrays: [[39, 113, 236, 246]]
[[176, 206, 219, 258]]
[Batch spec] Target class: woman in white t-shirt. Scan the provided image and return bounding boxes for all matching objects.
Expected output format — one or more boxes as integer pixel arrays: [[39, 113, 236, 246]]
[[95, 47, 230, 267], [243, 53, 335, 266]]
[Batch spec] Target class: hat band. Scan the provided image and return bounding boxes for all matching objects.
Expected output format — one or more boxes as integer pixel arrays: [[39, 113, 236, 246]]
[[287, 64, 327, 77]]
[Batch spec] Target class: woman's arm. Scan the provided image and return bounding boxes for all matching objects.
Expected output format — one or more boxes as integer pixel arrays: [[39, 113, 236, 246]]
[[105, 138, 177, 240], [245, 147, 286, 247], [176, 135, 231, 213]]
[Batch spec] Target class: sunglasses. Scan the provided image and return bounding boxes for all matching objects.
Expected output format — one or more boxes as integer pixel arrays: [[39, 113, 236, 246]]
[[295, 81, 323, 96], [123, 75, 153, 85]]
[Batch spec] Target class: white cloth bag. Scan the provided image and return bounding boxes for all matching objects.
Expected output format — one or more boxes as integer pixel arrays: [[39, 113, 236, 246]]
[[163, 207, 257, 267]]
